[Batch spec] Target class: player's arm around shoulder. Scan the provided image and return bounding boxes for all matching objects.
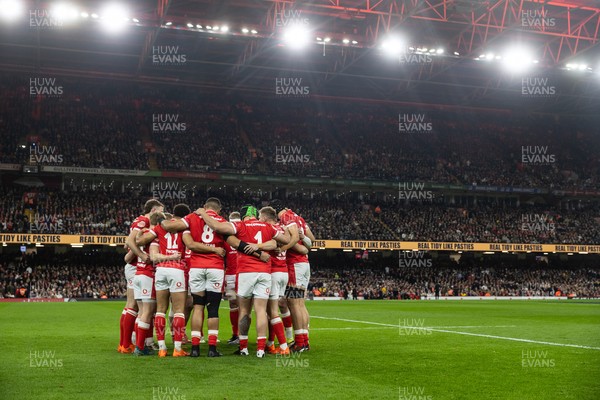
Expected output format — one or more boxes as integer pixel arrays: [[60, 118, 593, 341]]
[[257, 239, 278, 251], [226, 235, 270, 262], [161, 217, 188, 233], [279, 224, 298, 251], [126, 229, 148, 262], [136, 230, 156, 247], [304, 224, 316, 242], [196, 208, 236, 235], [183, 232, 225, 257], [149, 243, 181, 263], [274, 226, 291, 246], [291, 243, 309, 255]]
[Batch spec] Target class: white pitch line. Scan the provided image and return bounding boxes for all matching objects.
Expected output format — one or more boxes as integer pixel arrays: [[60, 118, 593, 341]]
[[311, 327, 398, 331], [311, 315, 600, 351], [310, 325, 517, 331]]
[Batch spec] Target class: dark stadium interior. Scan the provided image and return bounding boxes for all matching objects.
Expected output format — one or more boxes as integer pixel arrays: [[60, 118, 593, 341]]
[[1, 1, 600, 398], [1, 0, 600, 112]]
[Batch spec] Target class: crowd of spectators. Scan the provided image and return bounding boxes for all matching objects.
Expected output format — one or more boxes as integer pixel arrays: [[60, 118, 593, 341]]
[[0, 252, 126, 299], [1, 76, 599, 190], [1, 78, 148, 170], [309, 260, 600, 299], [0, 186, 599, 244], [1, 253, 597, 300]]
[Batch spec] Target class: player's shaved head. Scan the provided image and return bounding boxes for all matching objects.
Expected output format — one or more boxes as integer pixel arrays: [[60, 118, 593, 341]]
[[173, 204, 191, 218], [259, 206, 277, 222], [229, 211, 241, 222], [144, 199, 164, 214], [204, 197, 222, 212]]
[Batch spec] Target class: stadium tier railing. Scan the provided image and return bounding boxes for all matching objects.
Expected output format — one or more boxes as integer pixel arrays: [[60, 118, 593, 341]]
[[1, 233, 599, 254]]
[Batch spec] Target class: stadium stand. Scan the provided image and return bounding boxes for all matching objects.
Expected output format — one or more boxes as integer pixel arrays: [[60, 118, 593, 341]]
[[0, 253, 126, 299], [1, 187, 598, 244], [1, 253, 597, 300], [1, 78, 598, 190], [309, 263, 600, 299]]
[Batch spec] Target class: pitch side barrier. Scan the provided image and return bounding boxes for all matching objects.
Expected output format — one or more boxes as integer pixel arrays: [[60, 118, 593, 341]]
[[1, 234, 599, 254], [0, 298, 122, 302], [310, 296, 590, 301], [4, 297, 597, 302]]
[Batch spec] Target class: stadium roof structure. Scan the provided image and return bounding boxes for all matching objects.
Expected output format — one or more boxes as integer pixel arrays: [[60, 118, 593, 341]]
[[1, 0, 600, 113]]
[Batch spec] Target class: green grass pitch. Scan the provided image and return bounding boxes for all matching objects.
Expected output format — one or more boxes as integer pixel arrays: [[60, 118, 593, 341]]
[[1, 300, 599, 400]]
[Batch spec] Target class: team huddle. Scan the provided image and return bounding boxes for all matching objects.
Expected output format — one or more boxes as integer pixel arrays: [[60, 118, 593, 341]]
[[116, 198, 314, 358]]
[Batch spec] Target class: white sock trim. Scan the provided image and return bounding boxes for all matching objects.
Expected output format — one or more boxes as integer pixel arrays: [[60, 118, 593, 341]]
[[280, 311, 291, 318], [138, 321, 150, 329], [191, 331, 201, 338], [208, 330, 219, 336], [270, 317, 282, 325]]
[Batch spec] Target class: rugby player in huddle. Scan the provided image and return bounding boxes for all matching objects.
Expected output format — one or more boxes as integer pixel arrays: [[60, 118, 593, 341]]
[[118, 199, 163, 353], [117, 198, 314, 357], [161, 199, 272, 357], [196, 205, 291, 357]]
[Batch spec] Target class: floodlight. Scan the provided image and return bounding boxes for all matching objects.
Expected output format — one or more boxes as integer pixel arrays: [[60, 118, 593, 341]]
[[50, 3, 78, 23], [283, 25, 311, 49], [0, 0, 23, 22], [99, 3, 129, 33]]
